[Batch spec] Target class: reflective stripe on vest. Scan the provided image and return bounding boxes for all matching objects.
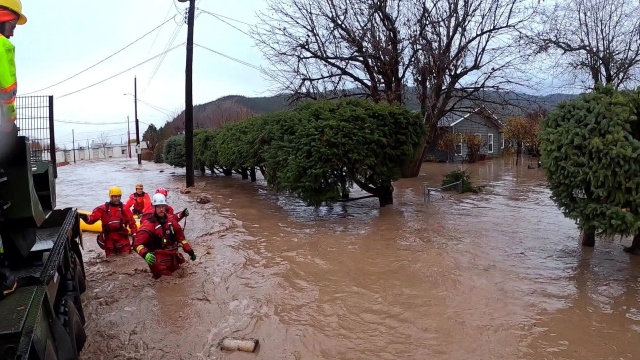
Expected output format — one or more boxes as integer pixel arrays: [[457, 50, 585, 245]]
[[0, 35, 17, 123]]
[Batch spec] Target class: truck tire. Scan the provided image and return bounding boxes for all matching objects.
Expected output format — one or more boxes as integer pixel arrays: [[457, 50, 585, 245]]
[[61, 297, 87, 358], [71, 251, 86, 294], [65, 265, 86, 325]]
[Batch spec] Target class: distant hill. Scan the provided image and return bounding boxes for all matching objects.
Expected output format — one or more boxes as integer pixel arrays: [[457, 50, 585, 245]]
[[162, 88, 580, 132]]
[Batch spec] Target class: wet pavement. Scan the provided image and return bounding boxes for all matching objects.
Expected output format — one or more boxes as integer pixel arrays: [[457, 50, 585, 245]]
[[55, 158, 640, 359]]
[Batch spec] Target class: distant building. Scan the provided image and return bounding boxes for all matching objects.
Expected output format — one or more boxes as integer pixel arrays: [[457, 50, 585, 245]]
[[62, 141, 148, 163]]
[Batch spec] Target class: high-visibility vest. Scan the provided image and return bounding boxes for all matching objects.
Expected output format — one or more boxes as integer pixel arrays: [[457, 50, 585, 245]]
[[0, 34, 17, 124]]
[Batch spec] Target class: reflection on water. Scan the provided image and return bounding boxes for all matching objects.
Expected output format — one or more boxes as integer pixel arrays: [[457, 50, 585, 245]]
[[56, 158, 640, 359]]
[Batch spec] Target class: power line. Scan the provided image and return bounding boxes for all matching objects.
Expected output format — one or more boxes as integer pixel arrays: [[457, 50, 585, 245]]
[[143, 22, 184, 94], [55, 119, 128, 125], [138, 100, 173, 117], [194, 43, 265, 73], [145, 2, 177, 59], [197, 8, 255, 27], [23, 18, 176, 95], [199, 9, 251, 37], [57, 43, 186, 99]]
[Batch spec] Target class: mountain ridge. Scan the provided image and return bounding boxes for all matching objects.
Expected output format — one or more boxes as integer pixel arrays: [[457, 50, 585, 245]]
[[162, 89, 581, 132]]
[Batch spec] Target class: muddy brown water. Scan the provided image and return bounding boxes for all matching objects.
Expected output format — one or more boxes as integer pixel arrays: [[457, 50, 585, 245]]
[[55, 158, 640, 359]]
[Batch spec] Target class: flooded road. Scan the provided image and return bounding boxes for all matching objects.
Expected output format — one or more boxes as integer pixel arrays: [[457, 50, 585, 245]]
[[55, 158, 640, 359]]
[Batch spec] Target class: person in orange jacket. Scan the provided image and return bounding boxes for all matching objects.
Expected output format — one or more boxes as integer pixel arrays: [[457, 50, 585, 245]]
[[79, 186, 138, 256], [133, 193, 196, 279], [141, 187, 188, 221], [124, 183, 151, 216]]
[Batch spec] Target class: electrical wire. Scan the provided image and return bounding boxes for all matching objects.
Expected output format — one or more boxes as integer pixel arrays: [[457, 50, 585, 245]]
[[56, 43, 186, 99], [22, 18, 175, 95], [197, 8, 255, 27], [145, 2, 177, 59], [194, 43, 266, 73], [199, 9, 251, 37], [55, 119, 128, 125], [143, 22, 184, 95]]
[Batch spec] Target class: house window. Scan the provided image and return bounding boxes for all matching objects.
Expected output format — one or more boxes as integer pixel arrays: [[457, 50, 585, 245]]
[[488, 133, 494, 153], [121, 148, 126, 155], [456, 133, 462, 155], [501, 135, 504, 149]]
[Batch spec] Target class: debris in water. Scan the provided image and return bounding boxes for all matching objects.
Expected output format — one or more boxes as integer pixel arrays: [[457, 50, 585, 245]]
[[219, 337, 259, 353], [159, 170, 165, 173], [180, 187, 191, 194], [196, 195, 211, 204]]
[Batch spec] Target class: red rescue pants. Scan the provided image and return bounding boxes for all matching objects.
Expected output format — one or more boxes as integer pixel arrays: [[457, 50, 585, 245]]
[[148, 249, 185, 279], [99, 233, 131, 256]]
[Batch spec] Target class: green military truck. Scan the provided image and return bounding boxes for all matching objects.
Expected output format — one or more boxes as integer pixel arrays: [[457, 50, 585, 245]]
[[0, 96, 87, 359]]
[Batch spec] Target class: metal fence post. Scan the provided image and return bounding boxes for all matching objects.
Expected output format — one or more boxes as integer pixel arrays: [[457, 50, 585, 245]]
[[48, 96, 57, 179]]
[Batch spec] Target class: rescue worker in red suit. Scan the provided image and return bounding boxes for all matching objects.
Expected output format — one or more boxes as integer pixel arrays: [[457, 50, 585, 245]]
[[124, 183, 151, 216], [79, 186, 138, 256], [133, 193, 196, 279], [142, 188, 189, 221]]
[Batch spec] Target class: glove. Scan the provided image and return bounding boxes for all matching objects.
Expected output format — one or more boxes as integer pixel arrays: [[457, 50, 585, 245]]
[[182, 208, 189, 217], [144, 253, 155, 265], [79, 213, 89, 222], [187, 250, 196, 261]]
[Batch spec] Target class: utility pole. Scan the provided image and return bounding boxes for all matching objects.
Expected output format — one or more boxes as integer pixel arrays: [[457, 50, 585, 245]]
[[134, 77, 141, 164], [72, 129, 76, 164], [127, 115, 132, 158], [182, 0, 195, 187]]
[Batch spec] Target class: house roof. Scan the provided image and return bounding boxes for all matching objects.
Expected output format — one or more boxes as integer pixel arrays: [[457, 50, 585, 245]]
[[437, 106, 502, 128]]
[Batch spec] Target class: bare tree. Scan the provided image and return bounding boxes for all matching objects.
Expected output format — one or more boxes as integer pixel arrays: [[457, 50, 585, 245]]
[[253, 0, 413, 104], [98, 132, 110, 159], [406, 0, 534, 175], [253, 0, 535, 177], [528, 0, 640, 90]]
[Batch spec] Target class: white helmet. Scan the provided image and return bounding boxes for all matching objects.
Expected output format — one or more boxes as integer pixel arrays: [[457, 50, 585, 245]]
[[152, 193, 167, 206]]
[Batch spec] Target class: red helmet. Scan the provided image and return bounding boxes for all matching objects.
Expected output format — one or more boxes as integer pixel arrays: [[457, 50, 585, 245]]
[[155, 188, 168, 197]]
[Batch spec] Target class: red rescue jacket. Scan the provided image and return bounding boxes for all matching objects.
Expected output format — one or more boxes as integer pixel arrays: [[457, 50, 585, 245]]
[[124, 192, 151, 215], [86, 202, 138, 235], [133, 213, 191, 257]]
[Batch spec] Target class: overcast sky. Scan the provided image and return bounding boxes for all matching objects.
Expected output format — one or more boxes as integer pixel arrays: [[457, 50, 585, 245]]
[[13, 0, 577, 150], [14, 0, 270, 149]]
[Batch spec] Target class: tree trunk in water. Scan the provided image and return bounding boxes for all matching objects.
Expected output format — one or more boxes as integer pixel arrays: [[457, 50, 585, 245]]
[[581, 227, 595, 247], [340, 173, 349, 199], [240, 167, 249, 180], [402, 143, 428, 178], [516, 142, 522, 166], [623, 232, 640, 254], [222, 168, 233, 176], [199, 165, 205, 175], [249, 167, 257, 182], [377, 185, 394, 207]]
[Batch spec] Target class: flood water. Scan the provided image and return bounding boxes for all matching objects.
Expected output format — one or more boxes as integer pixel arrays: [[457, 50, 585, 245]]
[[55, 158, 640, 359]]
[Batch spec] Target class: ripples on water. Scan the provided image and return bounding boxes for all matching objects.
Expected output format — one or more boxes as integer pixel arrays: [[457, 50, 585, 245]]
[[57, 158, 640, 359]]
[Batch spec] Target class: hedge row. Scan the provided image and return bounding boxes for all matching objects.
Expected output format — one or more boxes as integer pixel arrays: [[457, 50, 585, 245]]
[[164, 99, 425, 207]]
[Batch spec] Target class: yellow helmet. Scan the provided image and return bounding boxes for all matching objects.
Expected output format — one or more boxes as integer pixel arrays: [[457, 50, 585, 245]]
[[109, 186, 122, 197], [0, 0, 27, 25]]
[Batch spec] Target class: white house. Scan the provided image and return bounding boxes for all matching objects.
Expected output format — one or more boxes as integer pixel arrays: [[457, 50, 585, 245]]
[[61, 141, 148, 163]]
